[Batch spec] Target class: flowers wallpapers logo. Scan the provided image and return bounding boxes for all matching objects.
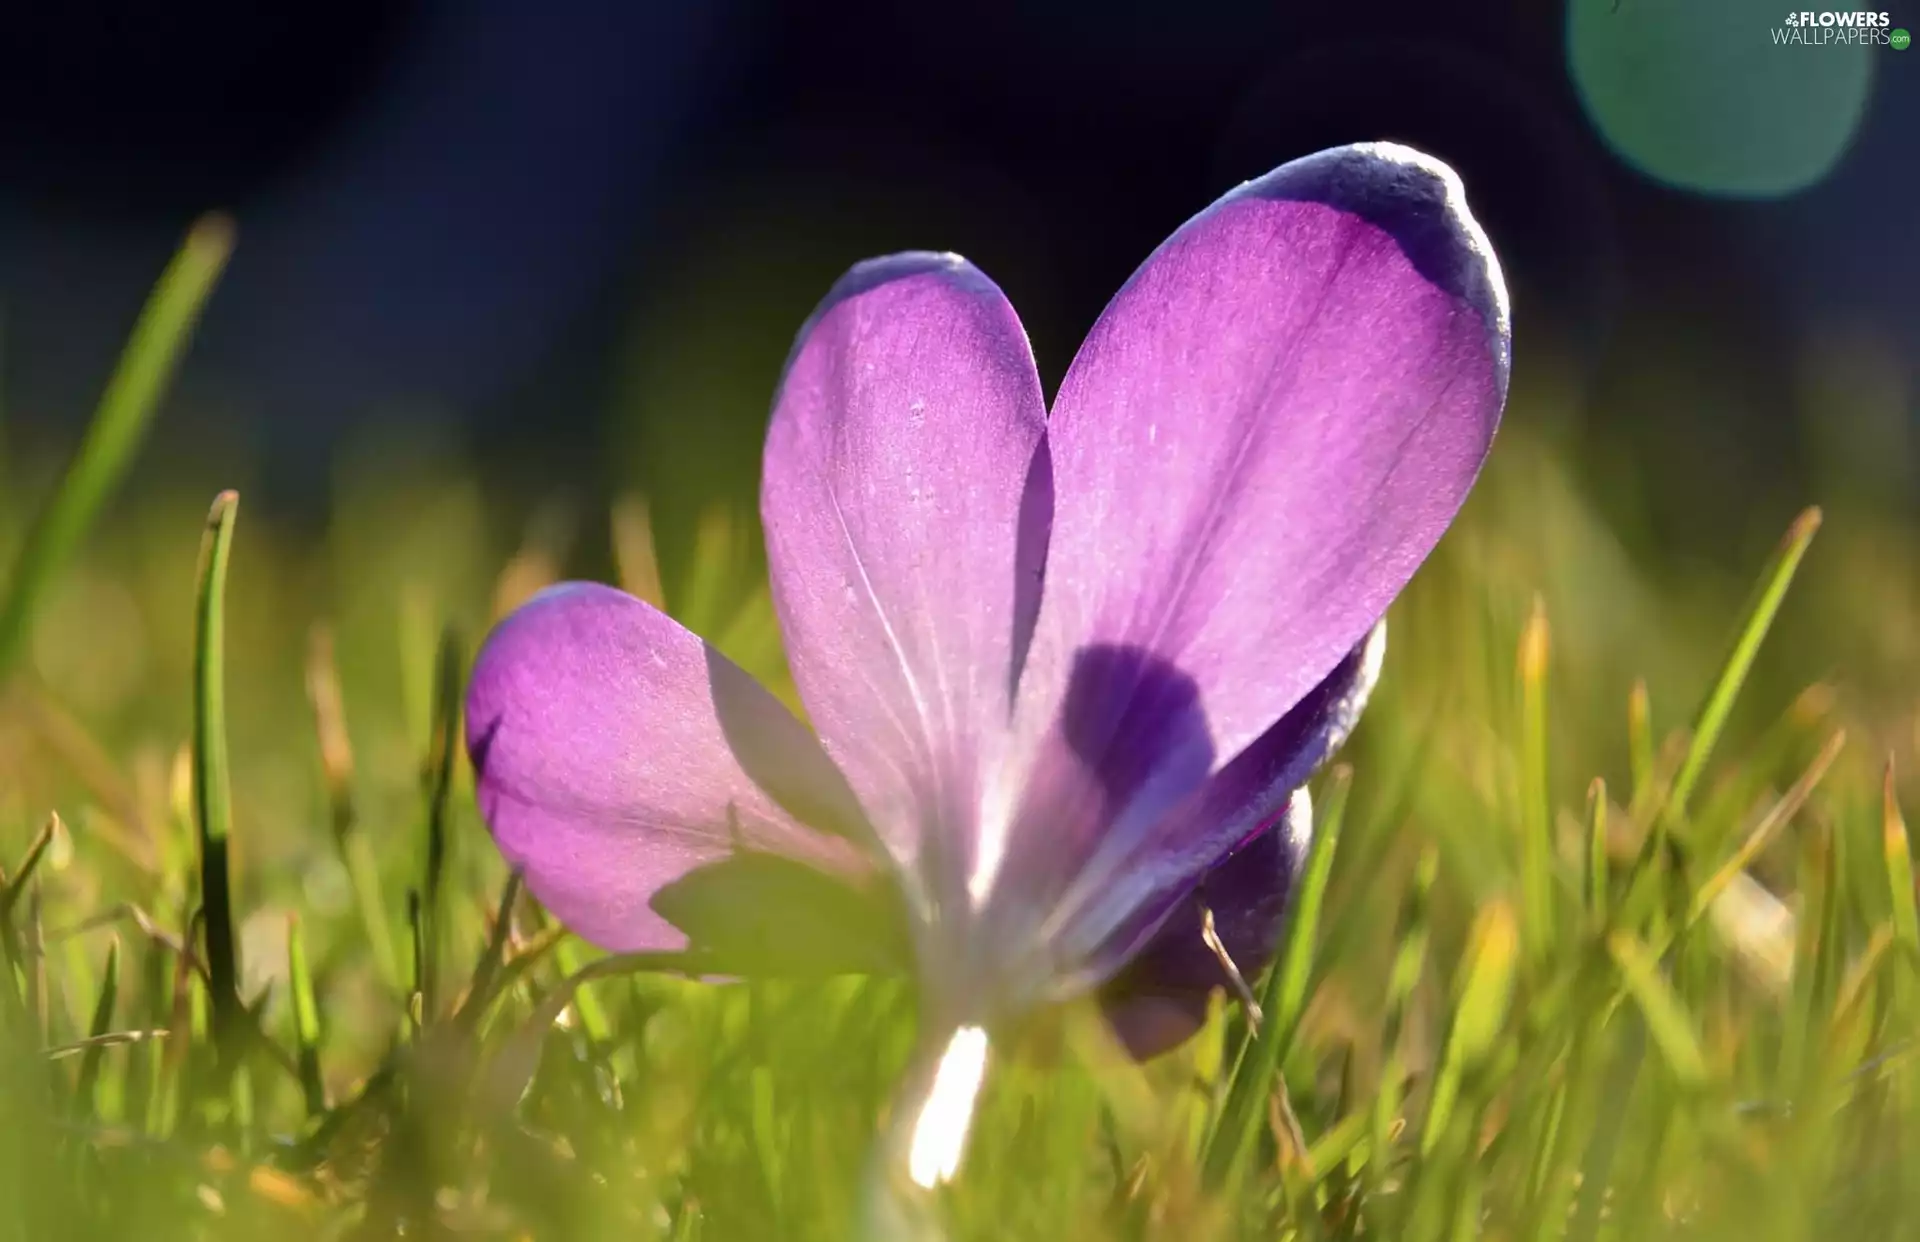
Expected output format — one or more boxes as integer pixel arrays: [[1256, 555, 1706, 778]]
[[1774, 9, 1901, 42]]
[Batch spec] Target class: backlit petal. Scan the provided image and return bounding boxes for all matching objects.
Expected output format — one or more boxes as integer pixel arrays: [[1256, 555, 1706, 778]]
[[762, 253, 1050, 921], [977, 143, 1505, 919], [466, 582, 871, 954]]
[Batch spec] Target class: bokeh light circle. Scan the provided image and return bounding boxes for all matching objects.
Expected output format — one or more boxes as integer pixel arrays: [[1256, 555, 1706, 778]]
[[1568, 0, 1874, 198]]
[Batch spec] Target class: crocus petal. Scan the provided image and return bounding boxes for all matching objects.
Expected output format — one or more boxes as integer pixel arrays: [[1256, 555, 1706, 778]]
[[761, 253, 1050, 913], [1100, 792, 1311, 1061], [466, 582, 873, 954], [977, 142, 1506, 914]]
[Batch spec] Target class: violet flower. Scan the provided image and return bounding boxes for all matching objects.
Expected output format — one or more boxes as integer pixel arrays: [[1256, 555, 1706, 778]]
[[466, 142, 1508, 1189]]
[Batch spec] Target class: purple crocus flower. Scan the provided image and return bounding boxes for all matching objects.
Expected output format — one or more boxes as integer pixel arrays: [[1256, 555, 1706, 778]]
[[467, 142, 1507, 1187]]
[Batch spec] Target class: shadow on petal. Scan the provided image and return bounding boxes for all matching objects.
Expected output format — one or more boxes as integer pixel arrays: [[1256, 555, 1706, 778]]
[[1060, 643, 1215, 820], [1058, 621, 1382, 978], [705, 645, 874, 846], [1008, 438, 1055, 705], [985, 644, 1215, 927]]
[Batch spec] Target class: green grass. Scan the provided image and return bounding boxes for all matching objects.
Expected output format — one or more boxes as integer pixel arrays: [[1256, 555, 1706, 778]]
[[1, 236, 1918, 1241]]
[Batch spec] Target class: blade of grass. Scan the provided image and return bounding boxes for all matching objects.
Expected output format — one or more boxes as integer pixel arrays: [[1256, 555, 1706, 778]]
[[490, 500, 576, 618], [678, 505, 744, 638], [63, 934, 98, 1046], [125, 942, 166, 1131], [1522, 1060, 1570, 1228], [232, 1062, 256, 1157], [455, 923, 566, 1039], [45, 903, 209, 982], [1370, 844, 1437, 1201], [72, 939, 120, 1115], [139, 1013, 168, 1135], [405, 890, 424, 1038], [484, 949, 699, 1112], [1808, 810, 1848, 1059], [1885, 762, 1918, 955], [398, 587, 437, 758], [305, 624, 355, 846], [1526, 1020, 1619, 1242], [192, 490, 241, 1065], [287, 915, 325, 1116], [1664, 507, 1822, 826], [1686, 730, 1845, 926], [750, 1066, 783, 1216], [0, 217, 233, 676], [10, 689, 155, 870], [150, 915, 198, 1140], [1419, 899, 1520, 1156], [1606, 930, 1707, 1088], [24, 883, 46, 1046], [305, 624, 401, 992], [1828, 925, 1896, 1054], [553, 937, 612, 1046], [0, 812, 62, 923], [1616, 1087, 1678, 1242], [1618, 509, 1822, 929], [1269, 775, 1350, 1042], [419, 626, 464, 1021], [457, 870, 523, 1030], [1519, 598, 1555, 966], [1305, 1109, 1371, 1181], [1690, 683, 1834, 859], [611, 493, 667, 609], [1566, 1021, 1643, 1242], [1202, 772, 1348, 1189], [48, 1029, 166, 1060], [1627, 679, 1653, 808], [0, 816, 44, 1025], [1586, 779, 1609, 926]]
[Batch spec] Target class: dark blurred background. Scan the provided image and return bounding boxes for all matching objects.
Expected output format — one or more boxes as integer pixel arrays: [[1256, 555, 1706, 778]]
[[0, 0, 1914, 577]]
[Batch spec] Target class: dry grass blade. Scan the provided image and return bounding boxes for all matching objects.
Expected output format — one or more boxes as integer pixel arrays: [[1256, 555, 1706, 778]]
[[418, 626, 465, 1020], [8, 688, 156, 869], [47, 1029, 169, 1061], [1519, 597, 1555, 965], [611, 493, 668, 608], [450, 871, 525, 1035], [0, 812, 62, 919], [1688, 730, 1846, 926], [1885, 760, 1918, 954], [44, 902, 210, 980]]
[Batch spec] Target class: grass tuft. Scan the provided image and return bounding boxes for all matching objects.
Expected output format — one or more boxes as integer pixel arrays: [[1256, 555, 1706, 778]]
[[0, 305, 1915, 1239]]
